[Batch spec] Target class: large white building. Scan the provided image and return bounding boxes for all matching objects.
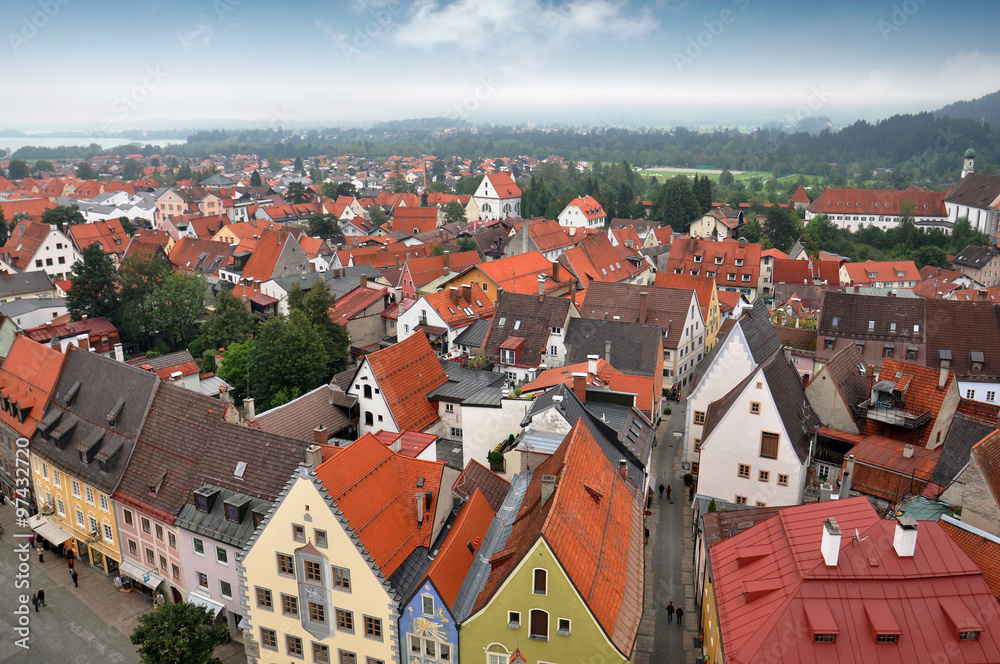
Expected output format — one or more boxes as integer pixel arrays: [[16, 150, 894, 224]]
[[944, 152, 1000, 237], [471, 172, 521, 221]]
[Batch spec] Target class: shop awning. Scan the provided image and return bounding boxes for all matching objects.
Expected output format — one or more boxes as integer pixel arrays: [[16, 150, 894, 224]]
[[27, 514, 73, 546], [119, 559, 166, 589], [187, 592, 224, 617]]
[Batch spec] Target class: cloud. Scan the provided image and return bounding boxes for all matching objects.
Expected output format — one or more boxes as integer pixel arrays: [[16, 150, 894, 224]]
[[177, 21, 213, 50]]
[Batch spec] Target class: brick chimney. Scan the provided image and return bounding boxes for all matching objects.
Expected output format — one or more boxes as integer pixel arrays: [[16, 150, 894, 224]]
[[572, 372, 587, 403], [450, 286, 460, 304], [360, 275, 367, 289], [313, 425, 327, 445], [551, 261, 561, 283], [461, 284, 472, 303], [639, 291, 649, 324]]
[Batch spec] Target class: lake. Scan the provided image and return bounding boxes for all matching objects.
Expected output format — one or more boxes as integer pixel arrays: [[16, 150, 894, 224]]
[[1, 136, 187, 152]]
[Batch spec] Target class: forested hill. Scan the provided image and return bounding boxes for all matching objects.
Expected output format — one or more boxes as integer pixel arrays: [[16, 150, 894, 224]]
[[935, 90, 1000, 129]]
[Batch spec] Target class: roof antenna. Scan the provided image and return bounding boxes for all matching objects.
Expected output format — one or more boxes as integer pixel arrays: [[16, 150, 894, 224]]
[[853, 528, 869, 543]]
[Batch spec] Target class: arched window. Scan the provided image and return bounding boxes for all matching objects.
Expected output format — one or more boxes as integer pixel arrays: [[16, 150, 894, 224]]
[[533, 568, 547, 594], [529, 609, 548, 641], [363, 385, 372, 399]]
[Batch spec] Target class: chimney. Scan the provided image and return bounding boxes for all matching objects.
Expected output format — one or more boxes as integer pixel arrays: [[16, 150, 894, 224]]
[[838, 454, 855, 499], [551, 261, 561, 283], [639, 291, 649, 324], [521, 223, 527, 253], [538, 274, 546, 299], [416, 493, 425, 524], [978, 289, 988, 302], [821, 517, 842, 567], [892, 516, 918, 557], [572, 372, 587, 403], [360, 275, 368, 289], [541, 474, 557, 505], [605, 340, 612, 363], [618, 459, 627, 482], [113, 343, 124, 362], [902, 443, 914, 459], [587, 354, 599, 376], [462, 284, 472, 303], [313, 425, 327, 445], [304, 444, 323, 468], [450, 286, 460, 304], [243, 397, 255, 423], [689, 235, 696, 252], [938, 368, 949, 390]]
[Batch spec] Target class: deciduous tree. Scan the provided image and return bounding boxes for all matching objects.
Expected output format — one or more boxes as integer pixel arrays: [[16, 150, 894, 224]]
[[130, 601, 228, 664], [66, 244, 120, 323]]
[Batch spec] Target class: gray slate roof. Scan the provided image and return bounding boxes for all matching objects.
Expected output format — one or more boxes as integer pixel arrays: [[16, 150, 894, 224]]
[[563, 318, 661, 377], [453, 318, 491, 350], [944, 172, 1000, 208], [270, 265, 383, 299], [0, 271, 54, 298], [428, 359, 506, 406], [127, 349, 194, 371], [175, 484, 271, 548], [482, 293, 571, 367], [253, 383, 356, 441], [741, 302, 783, 364], [0, 297, 65, 318], [952, 244, 998, 269], [821, 344, 868, 416], [930, 413, 998, 487]]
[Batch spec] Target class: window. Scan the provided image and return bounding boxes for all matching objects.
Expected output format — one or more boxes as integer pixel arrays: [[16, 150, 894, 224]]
[[364, 615, 382, 640], [123, 509, 134, 526], [691, 462, 699, 475], [128, 540, 138, 556], [759, 470, 770, 483], [193, 538, 204, 555], [988, 391, 996, 403], [85, 486, 95, 505], [286, 635, 303, 657], [216, 547, 228, 565], [312, 643, 331, 664], [338, 652, 356, 664], [172, 564, 180, 580], [883, 347, 893, 358], [738, 464, 751, 479], [450, 427, 463, 438], [421, 595, 435, 616], [103, 523, 114, 543], [551, 326, 562, 334], [56, 498, 65, 517], [760, 432, 779, 459], [868, 320, 875, 331], [155, 524, 164, 540], [282, 593, 299, 616], [825, 338, 834, 350], [907, 348, 918, 360], [550, 345, 558, 356], [305, 560, 322, 582], [558, 618, 572, 636], [141, 517, 151, 534], [876, 634, 898, 643], [508, 610, 521, 628], [336, 608, 353, 631], [220, 580, 232, 599], [315, 529, 328, 547], [410, 636, 422, 654], [814, 634, 836, 643], [967, 389, 976, 399], [277, 553, 294, 576], [444, 403, 454, 413], [52, 469, 61, 488], [959, 632, 980, 641], [260, 628, 277, 650], [293, 524, 305, 542], [363, 385, 372, 399], [735, 495, 748, 505], [168, 533, 176, 548], [750, 402, 760, 414], [198, 572, 208, 588], [71, 480, 81, 498], [309, 602, 327, 625], [529, 609, 549, 641], [256, 587, 273, 609], [533, 568, 547, 594], [332, 566, 351, 591], [756, 501, 767, 507], [778, 474, 789, 486], [694, 438, 702, 453], [694, 410, 706, 425], [500, 349, 515, 365]]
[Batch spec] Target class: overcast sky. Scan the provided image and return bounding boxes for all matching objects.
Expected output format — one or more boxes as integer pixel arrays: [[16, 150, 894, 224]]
[[3, 0, 998, 130]]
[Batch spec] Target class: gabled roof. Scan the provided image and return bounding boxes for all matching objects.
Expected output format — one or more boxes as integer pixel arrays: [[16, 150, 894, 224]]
[[952, 244, 999, 269], [944, 172, 1000, 208], [251, 383, 356, 442], [973, 430, 1000, 513], [482, 172, 521, 198], [929, 412, 998, 490], [564, 318, 661, 377], [421, 283, 495, 329], [842, 259, 920, 285], [864, 358, 955, 448], [452, 460, 511, 513], [391, 206, 439, 234], [939, 516, 1000, 600], [482, 292, 571, 367], [524, 218, 578, 252], [0, 336, 66, 439], [579, 281, 697, 349], [818, 343, 868, 415], [665, 236, 761, 289], [67, 219, 129, 256], [653, 272, 716, 322], [127, 349, 199, 381], [790, 185, 810, 204], [364, 333, 448, 432], [419, 488, 495, 610], [817, 291, 925, 340], [237, 229, 295, 282], [772, 258, 841, 286], [559, 232, 644, 288], [314, 433, 444, 579], [329, 285, 387, 325], [0, 270, 55, 298], [808, 187, 948, 217], [563, 195, 606, 220], [472, 420, 644, 657], [404, 250, 480, 290], [167, 237, 232, 276], [477, 250, 574, 295], [1, 220, 55, 269]]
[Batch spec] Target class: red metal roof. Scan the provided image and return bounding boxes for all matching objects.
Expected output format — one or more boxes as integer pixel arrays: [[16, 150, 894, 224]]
[[364, 333, 448, 432], [329, 285, 387, 325]]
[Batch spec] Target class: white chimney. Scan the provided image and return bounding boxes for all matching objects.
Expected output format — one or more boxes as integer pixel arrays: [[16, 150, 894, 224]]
[[113, 343, 124, 362], [416, 493, 425, 524], [893, 517, 918, 557], [902, 444, 914, 459], [541, 474, 557, 505], [587, 354, 599, 376], [244, 397, 255, 423], [304, 444, 322, 468], [821, 517, 842, 567]]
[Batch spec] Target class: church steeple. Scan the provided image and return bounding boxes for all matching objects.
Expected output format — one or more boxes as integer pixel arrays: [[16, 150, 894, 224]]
[[962, 143, 976, 179]]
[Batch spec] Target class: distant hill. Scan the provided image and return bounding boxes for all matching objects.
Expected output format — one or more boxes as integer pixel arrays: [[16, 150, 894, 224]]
[[935, 90, 1000, 129]]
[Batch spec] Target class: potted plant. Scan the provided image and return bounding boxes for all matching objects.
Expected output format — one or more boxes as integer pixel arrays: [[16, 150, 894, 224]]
[[487, 449, 505, 473]]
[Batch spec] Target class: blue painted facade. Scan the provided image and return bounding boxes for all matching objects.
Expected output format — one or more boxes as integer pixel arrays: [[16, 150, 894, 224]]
[[399, 580, 458, 664]]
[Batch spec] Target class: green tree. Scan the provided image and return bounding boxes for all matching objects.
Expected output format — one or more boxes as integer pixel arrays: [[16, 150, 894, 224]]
[[387, 160, 412, 194], [119, 216, 136, 236], [763, 205, 802, 252], [430, 244, 446, 256], [75, 161, 96, 180], [649, 177, 702, 232], [457, 237, 479, 254], [218, 338, 254, 402], [284, 181, 312, 204], [34, 160, 54, 172], [66, 244, 120, 323], [249, 310, 329, 409], [249, 170, 262, 187], [426, 181, 452, 194], [41, 204, 85, 232], [130, 600, 228, 664], [117, 252, 171, 348], [7, 159, 29, 179], [320, 181, 339, 199], [293, 279, 351, 377], [294, 156, 304, 175], [368, 205, 388, 228], [0, 208, 11, 246], [176, 162, 193, 182], [692, 175, 713, 212], [202, 290, 256, 351], [442, 200, 467, 225], [455, 175, 484, 196], [718, 170, 735, 186], [122, 160, 142, 180], [152, 271, 207, 348], [307, 213, 344, 242], [420, 190, 429, 207], [740, 217, 765, 244]]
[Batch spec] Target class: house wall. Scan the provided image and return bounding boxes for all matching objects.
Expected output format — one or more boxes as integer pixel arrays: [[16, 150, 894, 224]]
[[696, 371, 807, 507], [239, 475, 397, 664], [461, 399, 535, 471], [805, 367, 859, 434], [460, 538, 627, 664], [956, 379, 1000, 406], [176, 527, 244, 630], [955, 451, 1000, 537], [344, 301, 388, 350], [701, 574, 722, 664], [399, 581, 458, 664], [558, 204, 603, 229], [24, 227, 81, 281], [440, 266, 500, 301], [664, 296, 707, 392], [397, 298, 448, 344], [117, 505, 185, 600], [349, 360, 396, 436], [1, 302, 66, 327]]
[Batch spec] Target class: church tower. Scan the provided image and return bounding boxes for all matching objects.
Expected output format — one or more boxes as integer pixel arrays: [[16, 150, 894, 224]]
[[962, 145, 976, 178]]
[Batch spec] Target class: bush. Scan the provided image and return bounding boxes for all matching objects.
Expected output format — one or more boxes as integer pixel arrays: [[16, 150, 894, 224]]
[[664, 407, 672, 415]]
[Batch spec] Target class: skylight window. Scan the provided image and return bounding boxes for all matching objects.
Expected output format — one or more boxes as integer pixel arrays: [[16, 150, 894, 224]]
[[513, 320, 521, 331]]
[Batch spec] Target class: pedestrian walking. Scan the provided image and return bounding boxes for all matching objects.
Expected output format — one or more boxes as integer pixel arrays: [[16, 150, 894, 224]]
[[666, 484, 672, 500], [31, 593, 39, 612], [658, 484, 665, 499], [666, 601, 675, 623], [67, 557, 74, 571], [71, 570, 78, 588], [644, 526, 650, 544], [37, 589, 45, 606], [27, 534, 34, 547], [37, 543, 44, 563], [689, 485, 694, 501], [676, 607, 684, 624]]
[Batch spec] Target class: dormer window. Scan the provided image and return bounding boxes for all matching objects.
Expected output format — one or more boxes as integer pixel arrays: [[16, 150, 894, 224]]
[[715, 256, 723, 265], [971, 351, 984, 372], [890, 322, 896, 332], [868, 320, 875, 331], [735, 259, 744, 267], [939, 349, 952, 370], [814, 634, 836, 643], [693, 255, 702, 263]]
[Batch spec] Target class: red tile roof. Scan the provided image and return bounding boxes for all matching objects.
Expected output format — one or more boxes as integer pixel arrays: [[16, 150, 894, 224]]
[[842, 259, 920, 285], [1, 219, 56, 269], [710, 496, 1000, 664], [67, 219, 129, 257], [373, 429, 437, 458], [808, 187, 948, 217], [313, 433, 444, 577], [167, 237, 233, 276], [560, 232, 644, 289], [654, 272, 716, 322], [336, 244, 432, 271], [790, 185, 810, 204], [478, 250, 574, 295], [860, 358, 954, 448], [523, 218, 578, 252], [522, 358, 656, 414], [364, 333, 448, 432], [473, 420, 644, 657], [972, 431, 1000, 513], [0, 336, 66, 438], [421, 487, 495, 610], [391, 206, 439, 234], [761, 247, 788, 260], [422, 283, 495, 329], [772, 258, 841, 286], [484, 172, 521, 198], [404, 251, 481, 290], [564, 195, 606, 221], [939, 518, 1000, 600], [0, 198, 56, 222], [329, 285, 388, 324], [238, 229, 293, 283], [666, 236, 761, 290]]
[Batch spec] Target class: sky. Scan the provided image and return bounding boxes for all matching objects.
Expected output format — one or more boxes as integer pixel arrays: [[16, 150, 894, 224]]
[[2, 0, 999, 131]]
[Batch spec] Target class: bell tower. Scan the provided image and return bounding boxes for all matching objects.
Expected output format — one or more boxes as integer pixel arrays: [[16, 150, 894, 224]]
[[962, 144, 975, 179]]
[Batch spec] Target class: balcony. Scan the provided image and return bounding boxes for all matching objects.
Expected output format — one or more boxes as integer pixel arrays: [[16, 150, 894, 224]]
[[857, 400, 931, 430]]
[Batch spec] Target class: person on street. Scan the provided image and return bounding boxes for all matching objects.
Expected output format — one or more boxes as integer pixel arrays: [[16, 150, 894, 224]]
[[31, 593, 39, 612], [37, 588, 46, 606], [666, 601, 675, 623], [71, 570, 78, 588], [658, 484, 665, 499], [676, 607, 684, 624], [666, 485, 672, 500], [689, 485, 695, 501]]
